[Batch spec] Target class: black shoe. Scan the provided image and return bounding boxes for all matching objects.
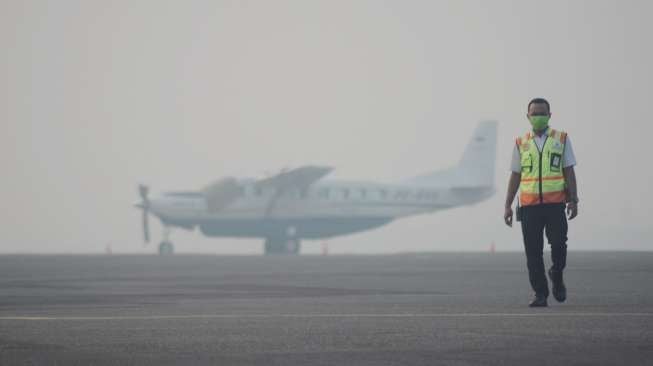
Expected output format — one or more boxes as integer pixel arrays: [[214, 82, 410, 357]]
[[548, 269, 567, 303], [529, 294, 548, 307]]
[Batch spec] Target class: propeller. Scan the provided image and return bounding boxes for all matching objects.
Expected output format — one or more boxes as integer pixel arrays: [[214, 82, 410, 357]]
[[137, 184, 150, 243]]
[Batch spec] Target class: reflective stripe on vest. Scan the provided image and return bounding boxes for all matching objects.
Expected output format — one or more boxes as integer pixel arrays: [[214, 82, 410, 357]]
[[517, 128, 568, 206]]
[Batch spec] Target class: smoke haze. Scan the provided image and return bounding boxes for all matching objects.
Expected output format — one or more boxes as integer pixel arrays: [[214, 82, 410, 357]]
[[1, 1, 651, 253]]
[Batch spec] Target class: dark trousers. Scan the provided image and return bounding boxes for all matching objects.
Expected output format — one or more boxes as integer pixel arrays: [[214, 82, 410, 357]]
[[520, 203, 568, 297]]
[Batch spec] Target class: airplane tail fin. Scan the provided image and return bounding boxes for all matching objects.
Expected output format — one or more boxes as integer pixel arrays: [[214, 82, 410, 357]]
[[407, 120, 498, 188]]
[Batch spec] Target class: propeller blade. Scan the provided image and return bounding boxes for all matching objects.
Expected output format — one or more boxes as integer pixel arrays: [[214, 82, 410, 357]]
[[142, 207, 150, 243], [137, 184, 151, 244], [138, 184, 149, 203]]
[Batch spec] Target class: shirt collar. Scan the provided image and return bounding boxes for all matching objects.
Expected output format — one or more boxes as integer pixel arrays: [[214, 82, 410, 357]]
[[533, 127, 550, 138]]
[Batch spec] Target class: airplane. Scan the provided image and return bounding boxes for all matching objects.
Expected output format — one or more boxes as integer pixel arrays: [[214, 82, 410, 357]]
[[134, 120, 497, 255]]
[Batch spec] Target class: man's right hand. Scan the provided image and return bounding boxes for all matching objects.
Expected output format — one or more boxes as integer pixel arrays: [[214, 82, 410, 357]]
[[504, 206, 513, 227]]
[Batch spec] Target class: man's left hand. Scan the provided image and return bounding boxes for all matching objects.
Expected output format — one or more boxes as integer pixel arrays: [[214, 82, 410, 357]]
[[566, 202, 578, 220]]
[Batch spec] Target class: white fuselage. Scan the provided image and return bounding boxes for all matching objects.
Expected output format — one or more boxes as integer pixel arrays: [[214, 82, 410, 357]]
[[147, 179, 494, 239], [138, 120, 498, 241], [151, 180, 495, 220]]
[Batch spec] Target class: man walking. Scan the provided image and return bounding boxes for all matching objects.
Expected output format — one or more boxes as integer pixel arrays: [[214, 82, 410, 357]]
[[504, 98, 579, 307]]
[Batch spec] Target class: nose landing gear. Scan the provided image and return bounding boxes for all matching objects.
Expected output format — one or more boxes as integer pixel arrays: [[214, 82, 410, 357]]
[[158, 241, 174, 255], [158, 227, 175, 255]]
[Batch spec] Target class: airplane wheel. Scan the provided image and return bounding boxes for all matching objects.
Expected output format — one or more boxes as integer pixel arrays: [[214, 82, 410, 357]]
[[286, 239, 300, 254], [264, 238, 300, 255], [158, 241, 174, 255], [264, 239, 281, 255]]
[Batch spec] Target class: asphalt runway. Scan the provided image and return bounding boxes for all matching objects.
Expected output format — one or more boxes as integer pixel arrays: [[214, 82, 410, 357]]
[[1, 252, 652, 365]]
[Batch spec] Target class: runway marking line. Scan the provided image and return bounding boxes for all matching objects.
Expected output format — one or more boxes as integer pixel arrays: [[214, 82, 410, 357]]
[[1, 313, 652, 321]]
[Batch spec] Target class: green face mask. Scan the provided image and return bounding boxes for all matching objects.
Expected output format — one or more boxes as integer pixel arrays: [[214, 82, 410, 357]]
[[528, 115, 550, 131]]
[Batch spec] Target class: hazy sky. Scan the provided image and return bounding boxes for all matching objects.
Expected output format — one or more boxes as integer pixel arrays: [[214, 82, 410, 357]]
[[2, 0, 651, 254]]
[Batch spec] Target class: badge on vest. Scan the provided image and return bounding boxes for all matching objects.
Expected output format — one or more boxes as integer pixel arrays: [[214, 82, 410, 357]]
[[521, 154, 533, 173], [550, 152, 562, 171]]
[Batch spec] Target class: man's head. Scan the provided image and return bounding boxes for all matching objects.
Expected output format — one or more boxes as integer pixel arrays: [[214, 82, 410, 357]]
[[527, 98, 551, 133]]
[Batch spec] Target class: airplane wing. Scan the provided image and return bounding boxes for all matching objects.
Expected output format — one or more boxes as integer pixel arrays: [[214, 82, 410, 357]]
[[255, 165, 333, 191]]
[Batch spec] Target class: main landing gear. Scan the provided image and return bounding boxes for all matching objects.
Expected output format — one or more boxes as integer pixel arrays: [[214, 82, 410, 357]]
[[264, 237, 301, 255], [158, 227, 175, 255], [264, 225, 301, 255]]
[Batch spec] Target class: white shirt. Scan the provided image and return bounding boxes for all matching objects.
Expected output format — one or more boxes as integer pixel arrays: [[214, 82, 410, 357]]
[[510, 128, 577, 173]]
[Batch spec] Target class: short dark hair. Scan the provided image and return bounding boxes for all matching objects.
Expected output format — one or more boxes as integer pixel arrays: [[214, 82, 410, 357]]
[[528, 98, 550, 112]]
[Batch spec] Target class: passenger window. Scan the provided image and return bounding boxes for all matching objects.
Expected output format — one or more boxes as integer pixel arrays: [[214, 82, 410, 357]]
[[379, 189, 387, 200], [395, 190, 409, 200], [318, 188, 330, 199]]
